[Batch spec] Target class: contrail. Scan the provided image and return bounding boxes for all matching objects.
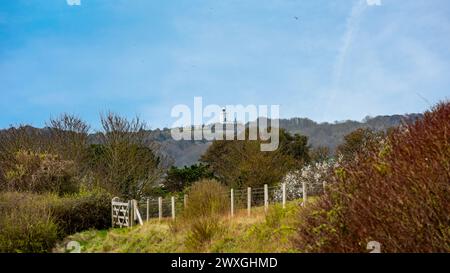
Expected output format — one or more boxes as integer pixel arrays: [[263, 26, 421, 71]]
[[332, 0, 367, 90], [323, 0, 372, 121]]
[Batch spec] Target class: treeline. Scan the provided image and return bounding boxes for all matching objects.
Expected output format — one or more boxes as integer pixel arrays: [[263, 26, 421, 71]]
[[165, 127, 373, 193], [0, 113, 166, 199], [0, 112, 333, 198], [165, 128, 335, 192], [136, 113, 423, 167]]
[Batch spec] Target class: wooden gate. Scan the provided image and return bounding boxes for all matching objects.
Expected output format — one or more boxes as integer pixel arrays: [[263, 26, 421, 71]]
[[111, 198, 143, 228], [111, 197, 132, 228]]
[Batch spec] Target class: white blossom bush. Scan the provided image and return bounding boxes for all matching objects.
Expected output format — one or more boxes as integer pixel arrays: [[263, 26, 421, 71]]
[[275, 157, 341, 201]]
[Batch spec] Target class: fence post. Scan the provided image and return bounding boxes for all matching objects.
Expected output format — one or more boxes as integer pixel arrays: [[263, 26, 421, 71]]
[[323, 181, 327, 194], [247, 187, 251, 216], [230, 188, 234, 217], [171, 196, 175, 220], [146, 198, 149, 221], [158, 197, 162, 221], [282, 182, 286, 209], [133, 199, 137, 220], [302, 182, 308, 206], [128, 200, 133, 227], [264, 184, 269, 213], [133, 199, 143, 226], [184, 194, 188, 209], [111, 198, 114, 228]]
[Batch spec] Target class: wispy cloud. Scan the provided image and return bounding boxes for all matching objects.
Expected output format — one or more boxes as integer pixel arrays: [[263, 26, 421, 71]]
[[332, 0, 383, 89], [332, 0, 368, 89], [323, 0, 384, 120], [367, 0, 382, 6], [66, 0, 81, 6]]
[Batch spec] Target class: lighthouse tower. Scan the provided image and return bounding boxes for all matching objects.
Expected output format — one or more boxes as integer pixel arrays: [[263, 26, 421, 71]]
[[221, 108, 227, 123]]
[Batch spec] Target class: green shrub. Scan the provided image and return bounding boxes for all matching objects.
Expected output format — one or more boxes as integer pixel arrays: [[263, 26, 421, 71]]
[[181, 179, 229, 251], [0, 189, 112, 253], [265, 202, 298, 229], [50, 189, 112, 236], [0, 192, 58, 253], [183, 179, 229, 219], [165, 163, 214, 192]]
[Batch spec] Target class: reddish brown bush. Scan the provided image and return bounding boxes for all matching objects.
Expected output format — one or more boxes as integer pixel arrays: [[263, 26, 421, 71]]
[[295, 102, 450, 253]]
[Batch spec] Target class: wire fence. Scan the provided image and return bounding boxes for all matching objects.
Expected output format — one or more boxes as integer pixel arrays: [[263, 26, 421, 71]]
[[114, 181, 326, 227]]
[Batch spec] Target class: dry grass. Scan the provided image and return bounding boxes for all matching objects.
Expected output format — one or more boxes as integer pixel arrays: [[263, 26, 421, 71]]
[[54, 200, 303, 253]]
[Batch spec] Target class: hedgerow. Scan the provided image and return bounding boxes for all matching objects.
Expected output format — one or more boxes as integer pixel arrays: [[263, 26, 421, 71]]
[[295, 102, 450, 252]]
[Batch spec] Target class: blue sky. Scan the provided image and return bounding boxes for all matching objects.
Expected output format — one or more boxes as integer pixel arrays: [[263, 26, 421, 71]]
[[1, 0, 449, 130]]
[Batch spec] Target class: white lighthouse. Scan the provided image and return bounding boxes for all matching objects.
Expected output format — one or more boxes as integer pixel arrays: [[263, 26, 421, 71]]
[[221, 107, 227, 123]]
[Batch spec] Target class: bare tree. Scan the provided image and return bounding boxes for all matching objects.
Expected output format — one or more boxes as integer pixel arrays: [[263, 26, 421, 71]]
[[47, 113, 90, 163], [98, 112, 163, 198]]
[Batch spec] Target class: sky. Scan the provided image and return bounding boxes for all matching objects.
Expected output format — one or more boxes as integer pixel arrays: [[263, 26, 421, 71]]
[[1, 0, 449, 130]]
